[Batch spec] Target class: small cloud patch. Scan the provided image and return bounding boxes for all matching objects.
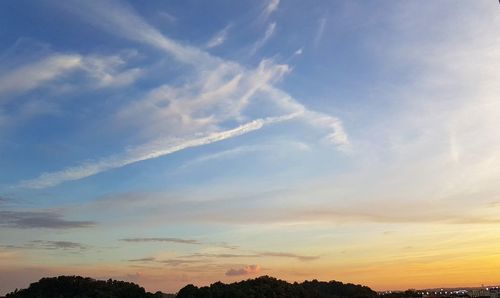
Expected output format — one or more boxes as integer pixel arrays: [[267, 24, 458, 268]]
[[225, 264, 261, 276]]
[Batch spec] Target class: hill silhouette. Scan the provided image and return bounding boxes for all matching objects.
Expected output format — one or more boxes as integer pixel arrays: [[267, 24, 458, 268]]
[[3, 275, 378, 298]]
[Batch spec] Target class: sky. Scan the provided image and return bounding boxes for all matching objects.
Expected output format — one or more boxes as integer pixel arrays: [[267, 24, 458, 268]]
[[1, 0, 500, 294]]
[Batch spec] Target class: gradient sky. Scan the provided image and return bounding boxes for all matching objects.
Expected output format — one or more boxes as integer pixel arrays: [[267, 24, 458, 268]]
[[1, 0, 500, 295]]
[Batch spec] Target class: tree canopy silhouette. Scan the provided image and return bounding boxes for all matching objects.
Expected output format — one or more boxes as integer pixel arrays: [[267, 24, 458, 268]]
[[4, 275, 170, 298], [4, 275, 379, 298], [176, 275, 377, 298]]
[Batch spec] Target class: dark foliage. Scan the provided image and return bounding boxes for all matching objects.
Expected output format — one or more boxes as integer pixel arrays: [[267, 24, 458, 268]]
[[176, 275, 378, 298], [4, 276, 167, 298], [4, 275, 378, 298]]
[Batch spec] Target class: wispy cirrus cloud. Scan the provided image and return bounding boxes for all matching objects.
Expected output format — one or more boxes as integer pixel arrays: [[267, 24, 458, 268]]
[[0, 52, 141, 99], [1, 240, 89, 251], [0, 54, 81, 97], [250, 22, 277, 55], [33, 240, 88, 250], [178, 140, 310, 170], [263, 0, 280, 18], [15, 0, 347, 189], [79, 54, 143, 88], [183, 253, 255, 259], [0, 49, 143, 133], [121, 237, 201, 245], [19, 113, 299, 189], [127, 257, 208, 267], [179, 146, 261, 170], [79, 183, 500, 226], [0, 210, 95, 229], [184, 251, 318, 262], [206, 25, 231, 49], [128, 257, 156, 262], [314, 16, 327, 48], [59, 0, 214, 66], [158, 11, 177, 23], [160, 259, 208, 267], [258, 252, 319, 261], [125, 250, 318, 268]]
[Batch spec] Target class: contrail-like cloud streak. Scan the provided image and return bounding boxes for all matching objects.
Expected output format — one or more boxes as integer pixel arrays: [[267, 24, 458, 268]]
[[20, 113, 300, 189]]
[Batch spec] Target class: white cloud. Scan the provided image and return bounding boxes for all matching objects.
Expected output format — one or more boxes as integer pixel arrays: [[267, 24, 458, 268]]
[[261, 85, 349, 148], [250, 22, 277, 55], [60, 0, 215, 66], [116, 58, 293, 139], [0, 52, 141, 100], [0, 54, 81, 98], [61, 0, 345, 141], [206, 25, 231, 49], [264, 0, 280, 17], [294, 48, 303, 56], [0, 52, 142, 132], [80, 55, 143, 88], [17, 0, 347, 189]]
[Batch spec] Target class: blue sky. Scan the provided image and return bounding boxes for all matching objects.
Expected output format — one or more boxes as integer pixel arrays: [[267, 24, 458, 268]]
[[1, 0, 500, 294]]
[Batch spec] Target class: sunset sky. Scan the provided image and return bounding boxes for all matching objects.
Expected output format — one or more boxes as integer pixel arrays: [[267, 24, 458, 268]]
[[1, 0, 500, 295]]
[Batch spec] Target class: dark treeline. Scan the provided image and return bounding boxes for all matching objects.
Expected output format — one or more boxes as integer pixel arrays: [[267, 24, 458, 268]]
[[177, 276, 377, 298], [3, 275, 381, 298], [4, 276, 173, 298]]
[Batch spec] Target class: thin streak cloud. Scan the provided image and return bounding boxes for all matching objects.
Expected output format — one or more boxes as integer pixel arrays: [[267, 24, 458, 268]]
[[182, 251, 319, 261], [29, 240, 89, 250], [265, 0, 279, 15], [121, 237, 201, 245], [314, 16, 327, 48], [19, 113, 299, 189], [1, 240, 88, 251], [128, 257, 156, 262], [206, 25, 231, 49], [251, 22, 277, 55], [0, 211, 95, 229]]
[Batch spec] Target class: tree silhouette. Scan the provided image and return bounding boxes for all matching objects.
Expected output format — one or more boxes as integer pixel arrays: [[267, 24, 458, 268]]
[[4, 276, 167, 298], [176, 275, 378, 298]]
